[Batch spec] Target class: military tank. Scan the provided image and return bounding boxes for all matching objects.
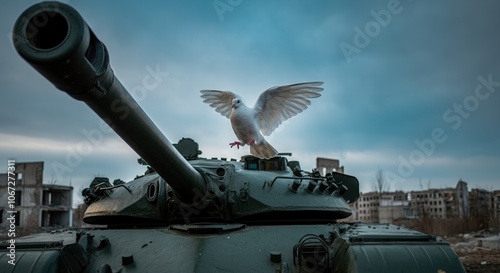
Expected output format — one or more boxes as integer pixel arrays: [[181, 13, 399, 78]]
[[1, 2, 466, 272]]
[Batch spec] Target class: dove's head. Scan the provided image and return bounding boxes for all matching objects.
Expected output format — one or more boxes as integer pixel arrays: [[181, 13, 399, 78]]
[[232, 98, 243, 109]]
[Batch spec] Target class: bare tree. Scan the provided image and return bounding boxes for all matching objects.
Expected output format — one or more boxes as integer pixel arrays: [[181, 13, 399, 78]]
[[418, 178, 432, 190], [373, 168, 390, 193]]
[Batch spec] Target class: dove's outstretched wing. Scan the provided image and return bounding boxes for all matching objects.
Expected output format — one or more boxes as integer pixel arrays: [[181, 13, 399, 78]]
[[254, 82, 323, 136], [200, 90, 238, 119]]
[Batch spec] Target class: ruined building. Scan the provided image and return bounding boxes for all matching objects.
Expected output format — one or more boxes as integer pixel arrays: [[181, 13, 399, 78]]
[[408, 180, 469, 220], [354, 180, 493, 227], [493, 190, 500, 226], [357, 191, 381, 222], [316, 157, 344, 175], [0, 161, 73, 238]]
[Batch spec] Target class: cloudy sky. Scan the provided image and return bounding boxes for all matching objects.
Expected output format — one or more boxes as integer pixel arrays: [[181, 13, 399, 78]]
[[1, 0, 499, 206]]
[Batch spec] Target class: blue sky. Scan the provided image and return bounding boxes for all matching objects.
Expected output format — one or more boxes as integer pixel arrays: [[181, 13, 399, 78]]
[[1, 0, 499, 206]]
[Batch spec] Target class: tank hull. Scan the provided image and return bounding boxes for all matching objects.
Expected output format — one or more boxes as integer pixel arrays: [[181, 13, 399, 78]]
[[0, 223, 465, 273]]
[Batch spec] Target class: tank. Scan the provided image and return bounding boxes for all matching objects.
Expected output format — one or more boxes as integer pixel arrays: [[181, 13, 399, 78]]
[[1, 2, 466, 272]]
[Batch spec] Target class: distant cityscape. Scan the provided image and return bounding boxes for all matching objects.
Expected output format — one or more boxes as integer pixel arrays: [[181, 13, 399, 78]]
[[352, 180, 499, 224], [317, 158, 500, 234]]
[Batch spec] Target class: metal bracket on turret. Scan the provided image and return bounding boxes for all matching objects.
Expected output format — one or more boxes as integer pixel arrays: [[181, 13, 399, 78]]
[[82, 181, 131, 205]]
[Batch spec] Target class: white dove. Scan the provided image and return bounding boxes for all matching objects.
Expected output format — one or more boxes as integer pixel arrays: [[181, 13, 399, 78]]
[[200, 82, 323, 159]]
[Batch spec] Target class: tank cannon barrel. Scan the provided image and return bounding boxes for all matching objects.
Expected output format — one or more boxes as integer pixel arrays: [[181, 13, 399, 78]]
[[12, 1, 206, 202]]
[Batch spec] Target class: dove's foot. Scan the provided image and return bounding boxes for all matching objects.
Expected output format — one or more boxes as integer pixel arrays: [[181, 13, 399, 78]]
[[229, 141, 243, 149]]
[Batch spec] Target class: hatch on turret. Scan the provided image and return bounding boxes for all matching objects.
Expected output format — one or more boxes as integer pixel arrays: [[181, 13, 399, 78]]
[[242, 154, 290, 171]]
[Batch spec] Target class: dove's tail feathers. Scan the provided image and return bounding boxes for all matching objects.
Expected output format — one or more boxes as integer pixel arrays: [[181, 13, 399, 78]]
[[250, 140, 278, 159]]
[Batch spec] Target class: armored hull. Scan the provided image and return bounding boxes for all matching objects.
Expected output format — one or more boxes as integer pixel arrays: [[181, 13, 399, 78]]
[[1, 221, 463, 273]]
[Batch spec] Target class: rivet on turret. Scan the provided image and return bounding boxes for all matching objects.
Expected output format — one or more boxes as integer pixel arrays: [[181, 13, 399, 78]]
[[270, 251, 282, 263], [99, 264, 112, 273], [122, 254, 134, 265]]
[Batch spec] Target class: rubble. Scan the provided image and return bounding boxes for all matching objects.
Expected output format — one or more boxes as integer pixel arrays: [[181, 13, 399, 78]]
[[448, 229, 500, 273], [479, 235, 500, 250]]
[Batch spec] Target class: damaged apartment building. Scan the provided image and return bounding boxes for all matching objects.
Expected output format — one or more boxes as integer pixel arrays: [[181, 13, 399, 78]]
[[354, 180, 500, 227], [0, 161, 73, 237]]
